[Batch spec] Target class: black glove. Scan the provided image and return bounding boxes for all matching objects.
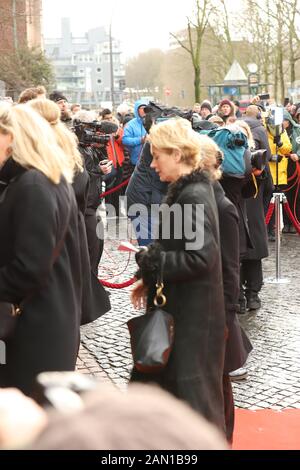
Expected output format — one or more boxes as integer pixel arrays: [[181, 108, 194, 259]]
[[273, 135, 283, 147], [135, 243, 162, 286], [270, 154, 283, 163]]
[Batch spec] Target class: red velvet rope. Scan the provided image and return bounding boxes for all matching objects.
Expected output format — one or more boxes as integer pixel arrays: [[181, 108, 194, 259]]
[[265, 202, 275, 226], [99, 277, 137, 289], [100, 178, 130, 199], [283, 200, 300, 235]]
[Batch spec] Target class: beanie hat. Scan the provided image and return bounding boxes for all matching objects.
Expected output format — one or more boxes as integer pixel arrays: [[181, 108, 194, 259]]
[[219, 99, 232, 108], [49, 91, 68, 103], [200, 102, 212, 112]]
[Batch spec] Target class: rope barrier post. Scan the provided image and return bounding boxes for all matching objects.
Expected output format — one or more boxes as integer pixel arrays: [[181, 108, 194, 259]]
[[265, 193, 290, 285], [275, 193, 281, 281]]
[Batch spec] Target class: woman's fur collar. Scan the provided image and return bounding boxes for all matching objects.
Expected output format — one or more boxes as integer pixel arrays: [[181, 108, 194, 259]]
[[165, 170, 210, 205]]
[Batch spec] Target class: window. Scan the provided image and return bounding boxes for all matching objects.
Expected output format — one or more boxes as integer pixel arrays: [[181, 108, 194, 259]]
[[97, 68, 101, 72], [97, 79, 102, 84]]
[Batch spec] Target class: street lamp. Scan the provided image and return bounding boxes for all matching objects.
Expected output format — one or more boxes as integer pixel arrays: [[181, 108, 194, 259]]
[[247, 63, 259, 96], [247, 63, 258, 74], [109, 21, 115, 110]]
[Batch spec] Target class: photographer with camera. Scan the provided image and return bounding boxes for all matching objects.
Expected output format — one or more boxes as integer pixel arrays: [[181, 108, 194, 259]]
[[73, 110, 114, 273], [265, 111, 292, 241]]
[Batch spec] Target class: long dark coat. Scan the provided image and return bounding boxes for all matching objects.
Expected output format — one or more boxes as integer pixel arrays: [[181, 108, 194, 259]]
[[220, 148, 255, 257], [72, 169, 111, 325], [125, 142, 168, 210], [131, 171, 226, 431], [0, 160, 82, 395], [213, 183, 252, 373], [242, 117, 272, 260]]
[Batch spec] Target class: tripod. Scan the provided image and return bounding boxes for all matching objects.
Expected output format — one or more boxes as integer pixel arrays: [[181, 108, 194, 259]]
[[265, 126, 300, 283]]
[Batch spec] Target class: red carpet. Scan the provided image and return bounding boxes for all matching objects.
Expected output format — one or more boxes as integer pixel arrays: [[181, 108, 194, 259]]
[[233, 409, 300, 450]]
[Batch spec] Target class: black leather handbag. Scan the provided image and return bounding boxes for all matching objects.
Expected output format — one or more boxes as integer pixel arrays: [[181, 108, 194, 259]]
[[127, 252, 175, 373]]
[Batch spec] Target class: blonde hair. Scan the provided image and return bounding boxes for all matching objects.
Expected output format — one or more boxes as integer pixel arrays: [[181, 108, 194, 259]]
[[8, 105, 73, 184], [29, 98, 83, 174], [0, 103, 14, 136], [208, 115, 224, 126], [149, 118, 221, 180], [234, 120, 255, 149]]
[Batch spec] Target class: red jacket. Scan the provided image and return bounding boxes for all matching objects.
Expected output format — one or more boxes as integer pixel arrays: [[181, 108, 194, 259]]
[[107, 128, 125, 167]]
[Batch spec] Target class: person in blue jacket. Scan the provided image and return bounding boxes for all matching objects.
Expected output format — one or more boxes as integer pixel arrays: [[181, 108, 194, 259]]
[[122, 99, 148, 166]]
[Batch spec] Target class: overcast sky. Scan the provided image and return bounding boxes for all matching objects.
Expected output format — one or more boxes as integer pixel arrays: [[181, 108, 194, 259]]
[[42, 0, 241, 59]]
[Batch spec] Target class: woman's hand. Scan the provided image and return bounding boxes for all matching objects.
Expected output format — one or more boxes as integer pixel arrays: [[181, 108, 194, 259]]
[[252, 168, 263, 177], [131, 280, 148, 310], [289, 153, 299, 162]]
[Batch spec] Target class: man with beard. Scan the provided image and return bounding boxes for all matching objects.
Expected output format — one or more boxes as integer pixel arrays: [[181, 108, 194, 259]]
[[49, 91, 73, 129]]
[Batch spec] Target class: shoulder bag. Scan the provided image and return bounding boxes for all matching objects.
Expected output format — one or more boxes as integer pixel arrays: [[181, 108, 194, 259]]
[[127, 252, 175, 373]]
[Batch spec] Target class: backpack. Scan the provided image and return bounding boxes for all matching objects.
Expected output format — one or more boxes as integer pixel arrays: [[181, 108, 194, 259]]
[[200, 127, 248, 178]]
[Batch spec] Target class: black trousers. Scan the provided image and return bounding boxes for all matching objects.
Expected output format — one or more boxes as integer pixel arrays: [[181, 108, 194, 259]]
[[105, 167, 123, 217], [240, 259, 263, 293]]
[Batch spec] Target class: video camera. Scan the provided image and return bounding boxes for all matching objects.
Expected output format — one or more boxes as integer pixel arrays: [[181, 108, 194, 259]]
[[73, 119, 118, 146], [143, 101, 193, 133], [251, 149, 267, 171], [143, 101, 219, 133]]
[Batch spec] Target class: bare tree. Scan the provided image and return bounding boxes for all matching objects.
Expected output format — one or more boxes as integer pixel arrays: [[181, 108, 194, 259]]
[[170, 0, 215, 102]]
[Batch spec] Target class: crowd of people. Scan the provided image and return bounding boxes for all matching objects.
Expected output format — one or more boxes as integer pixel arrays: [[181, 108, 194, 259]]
[[0, 87, 299, 449]]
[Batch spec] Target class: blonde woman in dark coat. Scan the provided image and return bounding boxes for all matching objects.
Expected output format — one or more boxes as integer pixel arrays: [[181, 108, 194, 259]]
[[0, 104, 82, 395], [130, 119, 226, 433], [28, 99, 110, 325]]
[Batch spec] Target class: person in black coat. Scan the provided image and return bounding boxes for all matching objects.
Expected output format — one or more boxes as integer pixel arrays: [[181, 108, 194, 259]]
[[28, 99, 110, 325], [0, 104, 83, 395], [74, 110, 113, 275], [126, 142, 168, 246], [196, 135, 252, 442], [213, 181, 252, 441], [130, 119, 226, 433], [241, 107, 273, 310]]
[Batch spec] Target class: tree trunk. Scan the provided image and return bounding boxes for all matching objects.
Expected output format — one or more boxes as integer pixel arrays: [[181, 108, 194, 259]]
[[274, 56, 278, 103], [194, 66, 201, 102]]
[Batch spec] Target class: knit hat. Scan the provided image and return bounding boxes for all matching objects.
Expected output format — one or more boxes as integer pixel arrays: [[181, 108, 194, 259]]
[[200, 102, 212, 112], [219, 99, 232, 107], [49, 91, 68, 103]]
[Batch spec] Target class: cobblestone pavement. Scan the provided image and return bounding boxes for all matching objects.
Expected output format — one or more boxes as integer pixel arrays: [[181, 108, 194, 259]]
[[78, 219, 300, 410]]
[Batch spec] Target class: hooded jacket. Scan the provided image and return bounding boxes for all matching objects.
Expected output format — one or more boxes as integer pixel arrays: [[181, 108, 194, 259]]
[[122, 99, 148, 165], [267, 127, 292, 186], [283, 110, 300, 158]]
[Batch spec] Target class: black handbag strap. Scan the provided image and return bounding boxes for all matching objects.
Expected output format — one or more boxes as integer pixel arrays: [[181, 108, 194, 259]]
[[154, 251, 166, 308], [157, 251, 166, 285]]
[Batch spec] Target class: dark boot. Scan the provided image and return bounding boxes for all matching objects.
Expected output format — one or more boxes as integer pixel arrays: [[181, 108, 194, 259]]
[[246, 291, 261, 310], [282, 225, 290, 234], [268, 229, 275, 242], [238, 290, 247, 314]]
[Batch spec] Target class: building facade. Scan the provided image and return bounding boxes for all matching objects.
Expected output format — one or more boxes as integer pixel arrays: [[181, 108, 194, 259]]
[[44, 18, 125, 109], [0, 0, 42, 52]]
